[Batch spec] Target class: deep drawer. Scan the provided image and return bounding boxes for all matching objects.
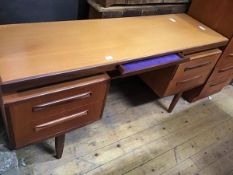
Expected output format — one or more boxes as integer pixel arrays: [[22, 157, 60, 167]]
[[6, 102, 104, 148], [217, 53, 233, 68], [201, 79, 231, 97], [173, 49, 221, 81], [208, 65, 233, 83]]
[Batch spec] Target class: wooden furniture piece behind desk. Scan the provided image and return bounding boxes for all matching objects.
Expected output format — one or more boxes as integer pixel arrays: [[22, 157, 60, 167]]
[[183, 0, 233, 102], [0, 14, 228, 158], [88, 0, 189, 19]]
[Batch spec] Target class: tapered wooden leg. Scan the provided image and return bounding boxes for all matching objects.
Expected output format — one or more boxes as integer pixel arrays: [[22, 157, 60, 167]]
[[168, 92, 183, 113], [55, 134, 65, 159]]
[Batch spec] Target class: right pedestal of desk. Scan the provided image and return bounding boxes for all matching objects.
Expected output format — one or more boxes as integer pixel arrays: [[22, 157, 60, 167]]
[[183, 39, 233, 102]]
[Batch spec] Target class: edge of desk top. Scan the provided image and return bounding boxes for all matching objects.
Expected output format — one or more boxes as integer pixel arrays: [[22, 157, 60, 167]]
[[0, 13, 228, 87]]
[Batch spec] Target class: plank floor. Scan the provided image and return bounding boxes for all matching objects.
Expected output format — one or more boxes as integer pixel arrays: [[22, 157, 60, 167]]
[[2, 77, 233, 175]]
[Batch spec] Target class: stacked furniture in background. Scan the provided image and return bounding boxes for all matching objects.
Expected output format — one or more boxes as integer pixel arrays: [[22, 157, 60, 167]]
[[140, 49, 222, 112], [88, 0, 190, 18], [183, 0, 233, 102]]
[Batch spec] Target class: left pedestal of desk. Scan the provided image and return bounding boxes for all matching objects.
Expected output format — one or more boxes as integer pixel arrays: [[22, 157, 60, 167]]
[[1, 73, 110, 158]]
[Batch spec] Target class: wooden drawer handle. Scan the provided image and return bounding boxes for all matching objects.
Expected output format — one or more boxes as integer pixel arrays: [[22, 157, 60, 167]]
[[176, 75, 202, 85], [218, 66, 233, 73], [184, 61, 211, 71], [229, 53, 233, 57], [32, 92, 92, 112], [210, 80, 227, 87], [34, 110, 88, 132]]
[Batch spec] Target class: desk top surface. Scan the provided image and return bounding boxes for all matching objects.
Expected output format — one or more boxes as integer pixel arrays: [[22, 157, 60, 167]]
[[0, 14, 228, 84]]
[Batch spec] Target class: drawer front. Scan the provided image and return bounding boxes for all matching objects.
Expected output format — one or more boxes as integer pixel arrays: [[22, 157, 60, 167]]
[[166, 72, 210, 96], [217, 63, 233, 77], [173, 49, 221, 81], [200, 79, 231, 97], [218, 38, 233, 66], [208, 65, 233, 83], [7, 102, 104, 147]]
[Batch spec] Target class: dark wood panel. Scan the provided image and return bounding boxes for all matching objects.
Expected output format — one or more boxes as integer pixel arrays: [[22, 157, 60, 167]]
[[184, 0, 233, 102], [165, 71, 211, 96], [7, 102, 104, 148], [140, 66, 177, 97], [188, 0, 233, 38]]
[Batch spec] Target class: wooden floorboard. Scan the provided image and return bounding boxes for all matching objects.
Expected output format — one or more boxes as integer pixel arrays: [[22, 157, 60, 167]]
[[1, 77, 233, 175]]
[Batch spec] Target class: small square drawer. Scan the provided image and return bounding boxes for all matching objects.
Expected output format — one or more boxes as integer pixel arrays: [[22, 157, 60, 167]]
[[3, 74, 110, 148], [173, 49, 221, 81], [8, 103, 104, 148], [217, 63, 233, 78]]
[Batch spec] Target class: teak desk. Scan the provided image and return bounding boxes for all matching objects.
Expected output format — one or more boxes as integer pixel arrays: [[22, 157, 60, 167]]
[[0, 14, 228, 158]]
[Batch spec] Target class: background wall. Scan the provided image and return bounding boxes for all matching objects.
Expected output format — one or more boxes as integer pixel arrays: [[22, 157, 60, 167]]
[[0, 0, 89, 24], [0, 0, 190, 24]]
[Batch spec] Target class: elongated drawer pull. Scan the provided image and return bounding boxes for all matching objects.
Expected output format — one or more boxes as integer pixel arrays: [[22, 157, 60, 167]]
[[229, 53, 233, 57], [34, 110, 88, 132], [218, 66, 233, 73], [184, 61, 211, 71], [210, 80, 228, 87], [176, 75, 202, 85], [32, 92, 92, 112]]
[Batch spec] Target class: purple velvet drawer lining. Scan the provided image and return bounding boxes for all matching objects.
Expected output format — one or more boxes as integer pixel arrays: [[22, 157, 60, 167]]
[[120, 54, 182, 74]]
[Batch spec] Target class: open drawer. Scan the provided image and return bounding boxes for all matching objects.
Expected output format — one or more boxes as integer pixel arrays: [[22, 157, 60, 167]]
[[118, 53, 185, 76]]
